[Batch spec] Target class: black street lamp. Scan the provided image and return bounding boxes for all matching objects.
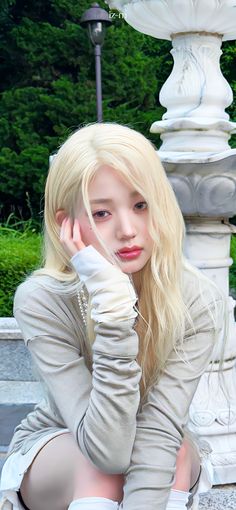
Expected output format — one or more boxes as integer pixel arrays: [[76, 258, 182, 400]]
[[80, 3, 112, 122]]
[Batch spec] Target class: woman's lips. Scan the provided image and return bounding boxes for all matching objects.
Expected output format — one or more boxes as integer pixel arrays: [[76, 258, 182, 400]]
[[116, 248, 142, 260]]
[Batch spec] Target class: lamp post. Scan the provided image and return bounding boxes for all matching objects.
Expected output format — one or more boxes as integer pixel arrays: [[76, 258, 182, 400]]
[[80, 3, 112, 122]]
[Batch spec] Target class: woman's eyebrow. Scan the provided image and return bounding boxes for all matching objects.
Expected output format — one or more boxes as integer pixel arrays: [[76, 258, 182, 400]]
[[90, 198, 113, 204], [90, 191, 141, 205]]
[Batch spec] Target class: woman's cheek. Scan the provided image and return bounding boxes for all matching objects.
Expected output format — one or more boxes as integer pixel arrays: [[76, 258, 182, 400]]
[[79, 222, 95, 246]]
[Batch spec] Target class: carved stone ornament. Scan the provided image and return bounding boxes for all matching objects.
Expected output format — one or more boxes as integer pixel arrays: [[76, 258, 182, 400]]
[[189, 348, 236, 429], [167, 172, 236, 217]]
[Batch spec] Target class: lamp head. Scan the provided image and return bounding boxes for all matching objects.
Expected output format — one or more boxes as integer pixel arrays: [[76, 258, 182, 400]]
[[80, 3, 112, 46]]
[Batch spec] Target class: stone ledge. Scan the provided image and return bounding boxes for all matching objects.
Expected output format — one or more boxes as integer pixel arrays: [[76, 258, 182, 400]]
[[0, 318, 21, 340], [0, 340, 37, 381], [0, 317, 38, 382], [0, 381, 43, 404]]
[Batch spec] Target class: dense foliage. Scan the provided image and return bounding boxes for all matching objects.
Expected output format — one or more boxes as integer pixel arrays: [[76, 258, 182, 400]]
[[0, 227, 41, 316], [0, 0, 235, 220]]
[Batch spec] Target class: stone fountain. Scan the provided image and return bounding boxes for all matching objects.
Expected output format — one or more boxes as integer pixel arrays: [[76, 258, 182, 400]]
[[107, 0, 236, 484]]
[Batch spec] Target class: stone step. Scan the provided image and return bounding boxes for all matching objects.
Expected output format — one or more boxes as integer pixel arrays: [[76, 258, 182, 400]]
[[0, 318, 44, 449], [0, 381, 44, 446]]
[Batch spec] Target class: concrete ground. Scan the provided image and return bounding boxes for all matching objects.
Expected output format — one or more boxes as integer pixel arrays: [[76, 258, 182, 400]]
[[199, 485, 236, 509]]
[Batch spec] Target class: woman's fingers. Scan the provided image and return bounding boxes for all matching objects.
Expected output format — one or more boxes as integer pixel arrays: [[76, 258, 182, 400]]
[[73, 219, 86, 251], [60, 217, 86, 256], [60, 218, 76, 256]]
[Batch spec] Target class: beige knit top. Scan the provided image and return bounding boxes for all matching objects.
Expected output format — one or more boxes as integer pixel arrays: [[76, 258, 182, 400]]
[[10, 246, 224, 510]]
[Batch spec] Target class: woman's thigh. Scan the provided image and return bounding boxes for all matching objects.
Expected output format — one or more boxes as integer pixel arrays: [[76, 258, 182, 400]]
[[20, 432, 124, 510], [173, 437, 201, 492]]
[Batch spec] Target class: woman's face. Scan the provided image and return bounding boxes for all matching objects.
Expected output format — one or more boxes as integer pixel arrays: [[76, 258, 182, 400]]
[[75, 165, 154, 274]]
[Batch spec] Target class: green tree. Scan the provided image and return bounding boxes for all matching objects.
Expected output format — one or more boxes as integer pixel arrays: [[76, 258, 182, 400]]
[[0, 0, 235, 220]]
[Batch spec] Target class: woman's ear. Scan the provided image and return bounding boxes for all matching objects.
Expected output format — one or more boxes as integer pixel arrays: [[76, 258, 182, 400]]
[[55, 209, 67, 226]]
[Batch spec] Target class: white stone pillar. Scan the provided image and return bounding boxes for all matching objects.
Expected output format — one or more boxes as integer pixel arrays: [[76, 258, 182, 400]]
[[108, 0, 236, 484], [154, 32, 234, 153]]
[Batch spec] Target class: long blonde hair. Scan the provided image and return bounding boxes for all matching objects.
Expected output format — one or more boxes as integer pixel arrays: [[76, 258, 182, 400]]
[[34, 122, 215, 399]]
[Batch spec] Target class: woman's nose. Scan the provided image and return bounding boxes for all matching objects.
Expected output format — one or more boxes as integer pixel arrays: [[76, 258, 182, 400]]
[[116, 215, 137, 240]]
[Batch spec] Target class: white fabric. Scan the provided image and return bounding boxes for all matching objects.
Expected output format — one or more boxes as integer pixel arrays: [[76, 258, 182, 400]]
[[71, 245, 138, 323], [68, 497, 119, 510], [71, 245, 112, 279], [166, 490, 191, 510], [197, 456, 214, 492]]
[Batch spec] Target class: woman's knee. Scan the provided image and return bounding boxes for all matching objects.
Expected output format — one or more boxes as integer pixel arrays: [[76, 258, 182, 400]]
[[20, 432, 124, 510], [173, 438, 200, 492], [72, 468, 124, 502]]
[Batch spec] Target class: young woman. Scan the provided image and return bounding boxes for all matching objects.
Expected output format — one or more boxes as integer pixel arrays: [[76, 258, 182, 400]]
[[0, 123, 225, 510]]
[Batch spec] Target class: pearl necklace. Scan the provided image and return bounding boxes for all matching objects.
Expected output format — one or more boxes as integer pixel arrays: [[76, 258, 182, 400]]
[[77, 285, 88, 326], [77, 276, 138, 328]]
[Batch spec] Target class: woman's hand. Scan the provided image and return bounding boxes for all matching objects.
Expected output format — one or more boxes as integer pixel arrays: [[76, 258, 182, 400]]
[[60, 217, 86, 257], [60, 218, 138, 324]]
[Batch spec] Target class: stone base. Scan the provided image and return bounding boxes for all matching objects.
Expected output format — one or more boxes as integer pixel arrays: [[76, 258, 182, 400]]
[[200, 487, 236, 509]]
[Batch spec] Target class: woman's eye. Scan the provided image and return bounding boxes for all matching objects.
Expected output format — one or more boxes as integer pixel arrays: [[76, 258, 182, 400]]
[[135, 201, 148, 210], [92, 210, 110, 220]]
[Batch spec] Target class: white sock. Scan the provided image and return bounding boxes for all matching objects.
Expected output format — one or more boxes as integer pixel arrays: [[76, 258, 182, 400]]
[[68, 496, 119, 510], [166, 489, 191, 509]]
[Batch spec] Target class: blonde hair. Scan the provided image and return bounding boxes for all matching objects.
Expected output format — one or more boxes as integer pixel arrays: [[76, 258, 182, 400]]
[[34, 122, 222, 399]]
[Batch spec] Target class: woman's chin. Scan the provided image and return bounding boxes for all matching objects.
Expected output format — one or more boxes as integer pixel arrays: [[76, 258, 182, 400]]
[[119, 260, 146, 274]]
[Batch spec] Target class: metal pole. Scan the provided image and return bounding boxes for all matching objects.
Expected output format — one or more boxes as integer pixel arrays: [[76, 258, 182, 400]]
[[95, 44, 102, 122]]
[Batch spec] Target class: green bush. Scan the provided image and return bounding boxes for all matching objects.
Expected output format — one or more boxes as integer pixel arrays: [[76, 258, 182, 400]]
[[0, 229, 41, 316]]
